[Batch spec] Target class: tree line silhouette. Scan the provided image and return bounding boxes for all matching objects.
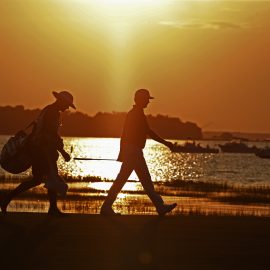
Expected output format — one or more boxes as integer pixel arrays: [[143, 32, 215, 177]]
[[0, 105, 202, 139]]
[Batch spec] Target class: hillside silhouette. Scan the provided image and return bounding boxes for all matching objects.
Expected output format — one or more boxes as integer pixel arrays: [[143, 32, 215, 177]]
[[0, 105, 202, 139]]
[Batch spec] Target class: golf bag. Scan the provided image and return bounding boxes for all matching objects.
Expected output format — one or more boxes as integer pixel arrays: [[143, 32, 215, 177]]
[[0, 130, 32, 174]]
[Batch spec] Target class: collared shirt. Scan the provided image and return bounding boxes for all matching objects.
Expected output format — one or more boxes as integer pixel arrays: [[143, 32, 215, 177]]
[[120, 105, 149, 150]]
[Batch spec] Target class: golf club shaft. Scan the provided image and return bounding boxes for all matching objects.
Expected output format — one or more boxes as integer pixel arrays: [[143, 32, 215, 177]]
[[74, 157, 117, 161]]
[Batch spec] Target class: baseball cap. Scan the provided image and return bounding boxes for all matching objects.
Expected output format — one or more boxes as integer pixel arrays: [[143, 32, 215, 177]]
[[134, 89, 154, 100]]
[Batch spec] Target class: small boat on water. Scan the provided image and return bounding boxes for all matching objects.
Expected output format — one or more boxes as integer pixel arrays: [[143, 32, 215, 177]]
[[255, 148, 270, 158], [172, 142, 219, 154], [218, 141, 261, 154]]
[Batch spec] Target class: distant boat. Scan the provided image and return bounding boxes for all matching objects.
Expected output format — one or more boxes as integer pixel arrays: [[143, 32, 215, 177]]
[[218, 141, 260, 154], [172, 142, 219, 154], [255, 148, 270, 158]]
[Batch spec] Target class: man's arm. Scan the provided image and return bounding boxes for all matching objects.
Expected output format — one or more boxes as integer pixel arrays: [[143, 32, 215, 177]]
[[147, 128, 174, 150], [57, 138, 71, 162], [44, 110, 71, 162]]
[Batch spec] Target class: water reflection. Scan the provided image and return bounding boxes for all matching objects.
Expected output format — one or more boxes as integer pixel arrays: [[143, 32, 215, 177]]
[[62, 138, 221, 183], [57, 138, 270, 186], [1, 136, 270, 185], [88, 181, 141, 192], [61, 138, 139, 180]]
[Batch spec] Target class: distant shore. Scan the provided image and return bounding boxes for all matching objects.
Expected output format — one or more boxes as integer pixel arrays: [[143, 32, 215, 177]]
[[203, 131, 270, 141], [1, 213, 269, 270], [1, 132, 270, 141]]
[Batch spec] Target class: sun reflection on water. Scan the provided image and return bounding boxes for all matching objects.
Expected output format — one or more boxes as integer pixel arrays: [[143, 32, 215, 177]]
[[61, 137, 139, 180], [57, 137, 270, 186], [88, 181, 141, 192], [2, 137, 270, 190]]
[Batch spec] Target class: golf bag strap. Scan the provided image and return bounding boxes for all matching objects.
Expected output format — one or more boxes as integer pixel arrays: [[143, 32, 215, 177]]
[[24, 121, 36, 131]]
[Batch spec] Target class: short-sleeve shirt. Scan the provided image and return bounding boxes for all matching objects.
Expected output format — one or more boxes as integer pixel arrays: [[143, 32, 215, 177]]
[[120, 105, 149, 149]]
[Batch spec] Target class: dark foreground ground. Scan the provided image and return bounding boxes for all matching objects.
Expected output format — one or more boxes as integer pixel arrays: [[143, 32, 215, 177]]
[[0, 213, 269, 270]]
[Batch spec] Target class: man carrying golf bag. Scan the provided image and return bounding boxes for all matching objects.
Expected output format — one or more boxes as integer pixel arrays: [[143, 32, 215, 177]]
[[1, 91, 76, 216]]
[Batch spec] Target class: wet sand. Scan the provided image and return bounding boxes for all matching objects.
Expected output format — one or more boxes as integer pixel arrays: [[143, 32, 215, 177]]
[[0, 213, 269, 270]]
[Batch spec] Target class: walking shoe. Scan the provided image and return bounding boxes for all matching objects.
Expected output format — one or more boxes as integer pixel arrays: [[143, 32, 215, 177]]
[[157, 203, 177, 216], [0, 198, 8, 214], [100, 206, 121, 216]]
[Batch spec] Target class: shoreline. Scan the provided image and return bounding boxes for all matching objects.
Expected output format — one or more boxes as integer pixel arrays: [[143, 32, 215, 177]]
[[3, 195, 270, 217], [1, 212, 270, 270]]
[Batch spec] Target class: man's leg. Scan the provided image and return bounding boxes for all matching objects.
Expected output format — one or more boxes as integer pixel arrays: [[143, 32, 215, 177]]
[[101, 160, 133, 214], [1, 177, 42, 214], [134, 156, 177, 216], [134, 156, 164, 210], [46, 158, 66, 216], [47, 189, 66, 216]]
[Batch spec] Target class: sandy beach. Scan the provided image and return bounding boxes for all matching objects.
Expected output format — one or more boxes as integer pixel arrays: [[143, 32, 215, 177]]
[[0, 213, 269, 270]]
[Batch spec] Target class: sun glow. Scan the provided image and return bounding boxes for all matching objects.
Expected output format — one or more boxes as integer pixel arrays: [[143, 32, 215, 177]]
[[59, 0, 172, 104], [63, 0, 170, 20], [99, 0, 163, 6], [97, 0, 165, 9]]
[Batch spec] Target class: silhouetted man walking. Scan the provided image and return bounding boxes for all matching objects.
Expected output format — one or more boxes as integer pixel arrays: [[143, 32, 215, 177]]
[[100, 89, 177, 216], [1, 91, 76, 216]]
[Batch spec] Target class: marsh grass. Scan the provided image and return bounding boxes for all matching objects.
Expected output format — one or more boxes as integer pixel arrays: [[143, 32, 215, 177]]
[[1, 174, 270, 216], [0, 174, 105, 183], [7, 195, 270, 217], [164, 179, 270, 194]]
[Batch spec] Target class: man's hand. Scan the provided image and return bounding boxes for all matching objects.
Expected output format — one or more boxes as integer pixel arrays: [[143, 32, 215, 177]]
[[61, 150, 71, 162], [165, 141, 175, 152]]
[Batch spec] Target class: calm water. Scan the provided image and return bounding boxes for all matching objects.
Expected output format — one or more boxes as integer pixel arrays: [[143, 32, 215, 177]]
[[1, 135, 270, 186]]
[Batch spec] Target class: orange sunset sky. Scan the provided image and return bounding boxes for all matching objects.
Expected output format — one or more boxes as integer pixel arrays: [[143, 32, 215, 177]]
[[0, 0, 270, 133]]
